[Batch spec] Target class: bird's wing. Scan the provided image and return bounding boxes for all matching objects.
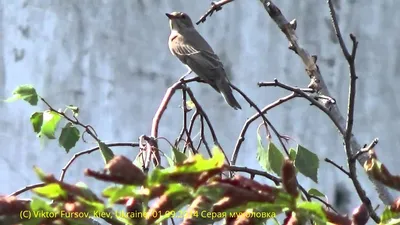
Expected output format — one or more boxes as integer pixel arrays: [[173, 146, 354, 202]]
[[169, 30, 230, 93], [171, 33, 223, 68]]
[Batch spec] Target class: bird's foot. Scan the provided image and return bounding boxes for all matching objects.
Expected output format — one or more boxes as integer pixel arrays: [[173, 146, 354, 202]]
[[179, 70, 193, 82]]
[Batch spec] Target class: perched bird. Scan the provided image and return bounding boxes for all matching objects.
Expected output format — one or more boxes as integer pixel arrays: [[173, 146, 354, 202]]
[[166, 12, 242, 110]]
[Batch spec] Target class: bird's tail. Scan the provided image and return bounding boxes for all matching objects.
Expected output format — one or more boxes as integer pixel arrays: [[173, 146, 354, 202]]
[[217, 79, 242, 110]]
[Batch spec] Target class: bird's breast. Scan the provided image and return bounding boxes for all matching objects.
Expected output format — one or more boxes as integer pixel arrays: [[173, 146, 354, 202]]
[[168, 33, 179, 55]]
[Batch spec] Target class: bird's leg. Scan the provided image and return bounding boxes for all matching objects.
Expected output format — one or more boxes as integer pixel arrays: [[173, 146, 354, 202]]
[[179, 69, 193, 82]]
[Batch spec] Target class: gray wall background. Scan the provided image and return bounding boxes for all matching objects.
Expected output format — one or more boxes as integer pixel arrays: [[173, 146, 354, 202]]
[[1, 0, 399, 223]]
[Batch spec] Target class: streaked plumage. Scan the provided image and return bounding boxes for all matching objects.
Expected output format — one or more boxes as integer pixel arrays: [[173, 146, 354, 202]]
[[166, 12, 242, 110]]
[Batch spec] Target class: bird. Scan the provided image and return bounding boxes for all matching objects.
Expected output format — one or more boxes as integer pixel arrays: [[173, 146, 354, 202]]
[[166, 11, 242, 110]]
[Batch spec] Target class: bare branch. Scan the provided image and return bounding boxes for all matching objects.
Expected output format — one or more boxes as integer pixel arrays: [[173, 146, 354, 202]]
[[328, 0, 378, 222], [41, 97, 100, 143], [227, 165, 280, 185], [231, 93, 297, 165], [175, 89, 189, 145], [60, 142, 139, 181], [325, 158, 350, 177], [196, 0, 235, 25], [231, 84, 289, 157], [200, 115, 213, 157], [259, 0, 393, 206], [185, 86, 230, 164], [259, 79, 343, 133], [184, 110, 199, 154], [8, 183, 46, 197], [351, 138, 379, 162], [228, 165, 339, 213], [149, 77, 202, 169]]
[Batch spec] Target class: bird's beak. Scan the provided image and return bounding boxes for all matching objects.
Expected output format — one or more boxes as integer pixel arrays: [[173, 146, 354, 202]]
[[165, 13, 174, 19]]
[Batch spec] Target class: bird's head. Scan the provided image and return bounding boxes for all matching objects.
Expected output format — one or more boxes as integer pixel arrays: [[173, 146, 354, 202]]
[[166, 12, 194, 31]]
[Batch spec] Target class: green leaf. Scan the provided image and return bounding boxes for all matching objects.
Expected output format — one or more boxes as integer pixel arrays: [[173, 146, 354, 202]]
[[165, 153, 174, 167], [268, 142, 284, 176], [289, 148, 297, 161], [27, 197, 55, 225], [147, 146, 224, 185], [66, 105, 79, 117], [33, 183, 67, 199], [76, 196, 106, 212], [256, 133, 270, 172], [308, 188, 325, 198], [172, 147, 187, 164], [73, 183, 101, 202], [103, 185, 137, 203], [297, 201, 327, 222], [154, 187, 193, 224], [33, 166, 47, 181], [295, 145, 319, 183], [381, 206, 400, 224], [133, 155, 144, 169], [256, 133, 284, 175], [39, 110, 61, 139], [195, 185, 225, 201], [5, 85, 38, 105], [223, 202, 283, 222], [30, 197, 54, 212], [59, 122, 80, 153], [98, 141, 115, 164], [103, 185, 136, 203], [210, 145, 225, 164], [30, 112, 43, 133], [186, 100, 195, 110]]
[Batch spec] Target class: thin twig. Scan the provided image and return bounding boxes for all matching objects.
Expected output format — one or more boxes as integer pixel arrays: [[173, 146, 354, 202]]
[[328, 0, 378, 222], [230, 84, 289, 156], [259, 79, 345, 133], [143, 135, 158, 172], [227, 165, 281, 185], [151, 77, 201, 139], [257, 0, 392, 207], [325, 158, 350, 177], [183, 110, 199, 154], [200, 115, 213, 157], [41, 97, 100, 143], [185, 87, 230, 165], [149, 77, 201, 170], [196, 0, 235, 25], [231, 93, 297, 165], [59, 142, 139, 181], [309, 195, 339, 214], [175, 89, 189, 145], [8, 183, 46, 197], [351, 138, 378, 162], [228, 165, 339, 213]]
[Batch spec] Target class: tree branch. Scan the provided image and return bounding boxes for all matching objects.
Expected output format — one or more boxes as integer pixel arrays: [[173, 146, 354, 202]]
[[196, 0, 235, 25], [231, 92, 297, 165], [231, 84, 289, 157], [325, 158, 350, 177], [258, 0, 393, 207], [328, 0, 378, 222], [60, 142, 139, 181], [8, 183, 46, 197], [185, 86, 230, 164], [227, 165, 281, 185]]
